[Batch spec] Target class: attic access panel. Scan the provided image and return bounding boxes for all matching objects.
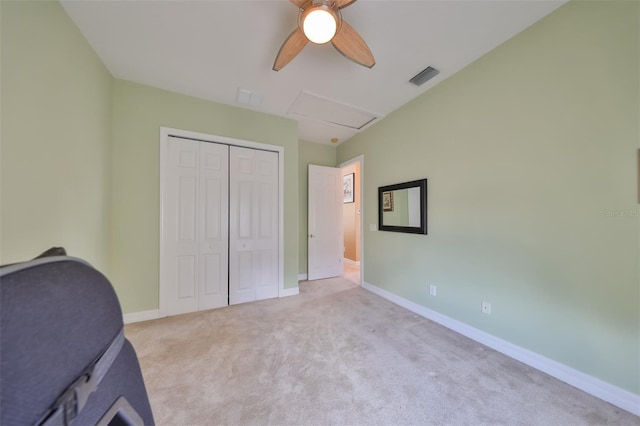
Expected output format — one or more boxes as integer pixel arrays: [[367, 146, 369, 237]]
[[288, 92, 379, 130]]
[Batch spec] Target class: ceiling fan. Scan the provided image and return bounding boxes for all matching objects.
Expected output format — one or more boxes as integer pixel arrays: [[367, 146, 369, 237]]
[[273, 0, 376, 71]]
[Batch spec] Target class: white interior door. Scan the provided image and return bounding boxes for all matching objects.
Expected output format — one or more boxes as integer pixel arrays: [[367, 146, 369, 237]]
[[308, 164, 343, 280], [164, 137, 229, 315], [229, 146, 279, 305]]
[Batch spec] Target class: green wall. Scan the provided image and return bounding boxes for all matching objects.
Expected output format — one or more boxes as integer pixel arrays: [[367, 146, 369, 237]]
[[339, 0, 639, 394], [1, 1, 300, 315], [298, 140, 336, 275], [111, 80, 299, 313], [1, 0, 112, 271]]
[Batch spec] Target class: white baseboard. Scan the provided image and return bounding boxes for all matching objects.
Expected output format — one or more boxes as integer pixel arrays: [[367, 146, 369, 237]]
[[123, 309, 161, 325], [280, 286, 300, 297], [124, 287, 301, 322], [362, 281, 640, 417], [343, 258, 361, 266], [298, 273, 308, 281]]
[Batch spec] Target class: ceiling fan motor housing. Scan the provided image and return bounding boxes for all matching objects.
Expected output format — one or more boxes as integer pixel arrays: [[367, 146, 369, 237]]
[[298, 1, 342, 44]]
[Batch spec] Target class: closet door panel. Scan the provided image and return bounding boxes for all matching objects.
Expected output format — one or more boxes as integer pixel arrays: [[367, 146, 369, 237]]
[[203, 253, 223, 295], [198, 141, 229, 310], [177, 256, 196, 299], [229, 147, 279, 305], [165, 137, 229, 315], [229, 147, 256, 305], [166, 138, 200, 315], [253, 151, 279, 301]]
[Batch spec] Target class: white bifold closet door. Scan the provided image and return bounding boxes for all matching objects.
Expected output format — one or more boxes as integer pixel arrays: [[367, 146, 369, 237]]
[[164, 137, 279, 316], [165, 137, 229, 315], [229, 146, 279, 305]]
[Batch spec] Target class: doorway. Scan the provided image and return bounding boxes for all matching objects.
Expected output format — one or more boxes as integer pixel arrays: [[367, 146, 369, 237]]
[[340, 156, 363, 285]]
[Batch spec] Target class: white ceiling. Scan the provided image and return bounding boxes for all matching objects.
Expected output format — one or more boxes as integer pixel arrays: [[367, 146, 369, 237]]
[[60, 0, 566, 145]]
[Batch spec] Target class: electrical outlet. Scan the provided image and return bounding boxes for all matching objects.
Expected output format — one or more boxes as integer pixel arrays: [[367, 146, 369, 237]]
[[369, 224, 377, 231], [481, 301, 491, 315], [429, 285, 437, 296]]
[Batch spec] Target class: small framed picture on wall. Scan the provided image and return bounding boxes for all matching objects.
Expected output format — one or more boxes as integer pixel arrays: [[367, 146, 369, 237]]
[[382, 191, 394, 212], [344, 173, 355, 203]]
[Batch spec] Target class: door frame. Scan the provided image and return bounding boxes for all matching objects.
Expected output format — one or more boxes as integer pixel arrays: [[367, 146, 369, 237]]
[[338, 155, 364, 286], [159, 127, 285, 318]]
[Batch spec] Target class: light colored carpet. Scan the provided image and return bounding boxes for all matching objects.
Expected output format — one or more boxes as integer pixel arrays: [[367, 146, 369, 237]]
[[343, 262, 360, 285], [125, 278, 638, 425]]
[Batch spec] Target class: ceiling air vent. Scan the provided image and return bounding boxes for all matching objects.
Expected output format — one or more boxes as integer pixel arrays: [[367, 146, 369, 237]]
[[409, 66, 440, 86]]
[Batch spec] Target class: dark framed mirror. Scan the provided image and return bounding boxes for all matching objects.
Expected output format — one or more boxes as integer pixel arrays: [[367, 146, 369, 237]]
[[378, 179, 427, 234]]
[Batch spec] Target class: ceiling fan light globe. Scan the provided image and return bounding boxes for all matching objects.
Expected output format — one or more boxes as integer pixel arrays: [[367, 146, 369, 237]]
[[302, 8, 337, 44]]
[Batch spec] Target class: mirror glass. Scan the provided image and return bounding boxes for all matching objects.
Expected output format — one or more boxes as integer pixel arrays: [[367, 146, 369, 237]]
[[378, 179, 427, 234]]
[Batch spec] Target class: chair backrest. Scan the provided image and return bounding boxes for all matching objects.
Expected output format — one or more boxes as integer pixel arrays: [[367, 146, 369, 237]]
[[1, 256, 153, 425]]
